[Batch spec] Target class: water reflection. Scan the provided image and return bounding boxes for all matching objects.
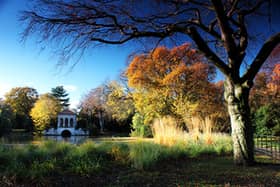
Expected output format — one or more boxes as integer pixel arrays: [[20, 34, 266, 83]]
[[0, 134, 89, 145]]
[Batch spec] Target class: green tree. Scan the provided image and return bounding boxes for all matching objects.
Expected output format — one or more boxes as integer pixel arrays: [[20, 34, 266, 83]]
[[0, 99, 14, 136], [30, 94, 62, 134], [250, 64, 280, 136], [105, 80, 135, 124], [51, 86, 70, 108], [5, 87, 38, 130], [253, 103, 280, 136], [20, 0, 280, 165], [130, 112, 152, 138]]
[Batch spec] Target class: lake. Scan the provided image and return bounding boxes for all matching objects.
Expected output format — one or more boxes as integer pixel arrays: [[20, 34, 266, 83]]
[[0, 133, 140, 145], [0, 134, 89, 145]]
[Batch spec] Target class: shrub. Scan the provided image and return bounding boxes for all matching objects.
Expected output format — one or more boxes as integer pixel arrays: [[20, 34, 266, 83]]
[[253, 103, 280, 136], [130, 113, 152, 137]]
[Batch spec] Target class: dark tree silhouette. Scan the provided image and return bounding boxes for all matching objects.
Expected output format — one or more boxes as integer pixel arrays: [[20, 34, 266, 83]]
[[51, 86, 70, 108], [20, 0, 280, 165]]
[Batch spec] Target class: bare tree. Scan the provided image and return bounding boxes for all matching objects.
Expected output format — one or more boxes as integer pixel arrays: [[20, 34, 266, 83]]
[[79, 86, 107, 132], [20, 0, 280, 165]]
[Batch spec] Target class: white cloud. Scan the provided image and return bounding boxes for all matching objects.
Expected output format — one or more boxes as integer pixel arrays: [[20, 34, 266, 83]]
[[0, 83, 12, 99], [70, 99, 80, 109], [64, 85, 78, 92]]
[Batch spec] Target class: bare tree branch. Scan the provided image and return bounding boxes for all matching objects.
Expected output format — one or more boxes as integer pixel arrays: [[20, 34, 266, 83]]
[[187, 26, 231, 76], [20, 0, 277, 79], [240, 0, 268, 15], [211, 0, 238, 64], [241, 32, 280, 83]]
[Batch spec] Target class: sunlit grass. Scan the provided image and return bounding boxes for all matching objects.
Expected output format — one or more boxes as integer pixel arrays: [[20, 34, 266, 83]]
[[129, 141, 162, 169], [1, 135, 279, 186], [128, 135, 232, 170], [152, 117, 186, 146], [0, 132, 232, 176], [0, 127, 233, 185], [152, 116, 232, 155]]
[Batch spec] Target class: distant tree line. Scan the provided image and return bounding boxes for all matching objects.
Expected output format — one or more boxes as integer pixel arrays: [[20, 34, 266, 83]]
[[0, 85, 70, 135]]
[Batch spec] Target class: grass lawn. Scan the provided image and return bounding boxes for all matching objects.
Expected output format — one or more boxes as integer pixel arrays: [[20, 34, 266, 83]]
[[2, 155, 278, 187], [95, 155, 280, 187], [0, 136, 279, 186]]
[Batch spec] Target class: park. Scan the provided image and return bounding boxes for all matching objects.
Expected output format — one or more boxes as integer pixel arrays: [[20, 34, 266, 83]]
[[0, 0, 280, 186]]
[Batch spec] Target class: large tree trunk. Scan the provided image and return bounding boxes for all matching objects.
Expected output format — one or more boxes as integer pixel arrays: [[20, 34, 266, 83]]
[[224, 78, 255, 165]]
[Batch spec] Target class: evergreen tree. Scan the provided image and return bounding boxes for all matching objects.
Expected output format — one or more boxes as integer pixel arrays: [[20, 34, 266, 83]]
[[51, 86, 70, 108]]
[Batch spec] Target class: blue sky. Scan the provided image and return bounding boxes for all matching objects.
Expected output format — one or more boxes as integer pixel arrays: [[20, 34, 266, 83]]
[[0, 0, 132, 108]]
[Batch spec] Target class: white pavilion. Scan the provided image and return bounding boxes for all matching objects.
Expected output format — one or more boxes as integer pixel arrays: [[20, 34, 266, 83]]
[[43, 109, 88, 136]]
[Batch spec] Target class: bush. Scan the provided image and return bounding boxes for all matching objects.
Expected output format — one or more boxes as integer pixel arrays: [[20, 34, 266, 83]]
[[130, 113, 152, 137], [253, 103, 280, 136]]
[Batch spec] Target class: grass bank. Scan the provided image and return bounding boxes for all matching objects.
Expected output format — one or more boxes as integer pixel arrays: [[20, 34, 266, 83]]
[[0, 134, 279, 186]]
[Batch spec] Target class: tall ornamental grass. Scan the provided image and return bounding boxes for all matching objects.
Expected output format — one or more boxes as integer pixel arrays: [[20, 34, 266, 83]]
[[152, 116, 187, 146], [129, 134, 232, 170], [152, 116, 232, 148]]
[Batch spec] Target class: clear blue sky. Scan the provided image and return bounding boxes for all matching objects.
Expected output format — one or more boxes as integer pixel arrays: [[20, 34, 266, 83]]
[[0, 0, 132, 108]]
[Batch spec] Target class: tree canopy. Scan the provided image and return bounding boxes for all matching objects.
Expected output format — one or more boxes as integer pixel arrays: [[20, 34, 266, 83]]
[[127, 44, 227, 131], [105, 80, 134, 124], [5, 87, 38, 115], [30, 94, 62, 134], [4, 87, 38, 130]]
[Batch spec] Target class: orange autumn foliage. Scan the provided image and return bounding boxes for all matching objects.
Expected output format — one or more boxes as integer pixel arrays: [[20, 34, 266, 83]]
[[250, 63, 280, 110], [126, 43, 226, 128], [267, 64, 280, 98], [127, 43, 213, 92]]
